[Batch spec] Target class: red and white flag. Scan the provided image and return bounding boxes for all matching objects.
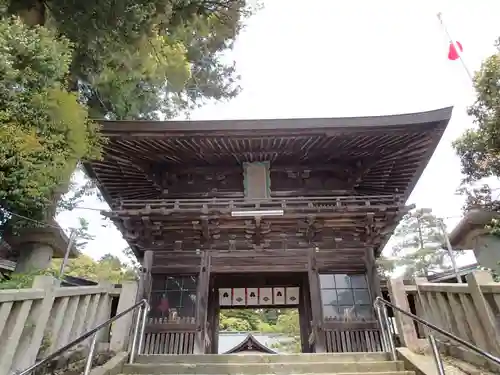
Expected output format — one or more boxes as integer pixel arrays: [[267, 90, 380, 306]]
[[437, 12, 473, 81], [448, 41, 463, 61]]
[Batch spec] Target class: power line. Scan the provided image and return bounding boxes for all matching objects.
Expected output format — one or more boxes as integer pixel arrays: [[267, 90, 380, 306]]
[[0, 199, 495, 241], [1, 210, 61, 230]]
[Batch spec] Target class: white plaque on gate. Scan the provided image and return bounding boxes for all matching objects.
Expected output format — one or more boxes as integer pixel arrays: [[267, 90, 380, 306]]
[[273, 287, 285, 305], [232, 288, 246, 306], [286, 287, 300, 305], [219, 288, 232, 306], [259, 288, 273, 305], [247, 288, 259, 305]]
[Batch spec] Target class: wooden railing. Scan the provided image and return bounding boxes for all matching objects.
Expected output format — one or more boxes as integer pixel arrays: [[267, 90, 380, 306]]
[[108, 194, 405, 215], [0, 276, 138, 374], [387, 270, 500, 369]]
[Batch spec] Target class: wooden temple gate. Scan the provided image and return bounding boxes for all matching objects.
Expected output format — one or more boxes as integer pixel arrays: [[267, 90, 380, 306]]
[[85, 108, 453, 354], [135, 248, 385, 354]]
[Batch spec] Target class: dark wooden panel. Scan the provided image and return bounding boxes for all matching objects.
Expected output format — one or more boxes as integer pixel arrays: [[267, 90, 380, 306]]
[[142, 331, 195, 354], [324, 327, 382, 353]]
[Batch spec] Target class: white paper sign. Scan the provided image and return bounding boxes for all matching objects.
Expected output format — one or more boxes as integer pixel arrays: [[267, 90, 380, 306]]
[[273, 287, 285, 305], [259, 288, 273, 305], [219, 288, 232, 306], [246, 288, 259, 305], [233, 288, 246, 306], [286, 287, 300, 305]]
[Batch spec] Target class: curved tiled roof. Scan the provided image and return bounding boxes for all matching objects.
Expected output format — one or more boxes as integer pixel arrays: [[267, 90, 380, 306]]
[[218, 332, 292, 354]]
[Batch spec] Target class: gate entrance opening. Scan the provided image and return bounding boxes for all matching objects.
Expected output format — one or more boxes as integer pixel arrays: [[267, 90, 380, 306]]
[[207, 273, 312, 354], [218, 308, 300, 354]]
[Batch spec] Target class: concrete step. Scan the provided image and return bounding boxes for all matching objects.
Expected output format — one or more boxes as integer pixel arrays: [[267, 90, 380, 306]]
[[122, 360, 406, 374], [121, 373, 414, 375], [135, 352, 391, 364]]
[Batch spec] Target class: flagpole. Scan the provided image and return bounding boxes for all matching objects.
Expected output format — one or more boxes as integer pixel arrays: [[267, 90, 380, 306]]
[[437, 12, 474, 83]]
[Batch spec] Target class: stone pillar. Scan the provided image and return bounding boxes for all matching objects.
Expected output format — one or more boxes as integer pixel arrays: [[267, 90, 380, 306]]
[[9, 275, 60, 373], [110, 281, 139, 352], [467, 271, 500, 355], [387, 277, 419, 351], [15, 243, 54, 272], [4, 225, 78, 273]]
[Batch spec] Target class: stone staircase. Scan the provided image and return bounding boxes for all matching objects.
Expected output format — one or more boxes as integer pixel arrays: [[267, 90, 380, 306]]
[[120, 352, 414, 375]]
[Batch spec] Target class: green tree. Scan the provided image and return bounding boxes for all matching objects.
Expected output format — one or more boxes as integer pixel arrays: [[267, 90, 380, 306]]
[[1, 1, 253, 229], [272, 309, 300, 353], [376, 254, 396, 278], [219, 309, 263, 331], [219, 312, 252, 331], [260, 308, 281, 325], [0, 253, 137, 289], [452, 40, 500, 240], [453, 43, 500, 185], [217, 308, 301, 353], [7, 0, 252, 120], [0, 17, 101, 227], [391, 208, 453, 279], [50, 253, 137, 284]]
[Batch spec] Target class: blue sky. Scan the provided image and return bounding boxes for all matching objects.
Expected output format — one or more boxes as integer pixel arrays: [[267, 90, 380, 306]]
[[57, 0, 500, 265]]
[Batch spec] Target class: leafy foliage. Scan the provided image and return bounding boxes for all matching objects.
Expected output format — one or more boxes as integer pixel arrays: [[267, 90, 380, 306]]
[[454, 44, 500, 184], [271, 309, 301, 353], [0, 17, 101, 227], [51, 253, 137, 283], [0, 252, 137, 289], [0, 268, 55, 289], [453, 40, 500, 237], [57, 167, 104, 213], [1, 0, 252, 229], [219, 309, 300, 353], [376, 254, 396, 278], [9, 0, 252, 120], [220, 309, 263, 331]]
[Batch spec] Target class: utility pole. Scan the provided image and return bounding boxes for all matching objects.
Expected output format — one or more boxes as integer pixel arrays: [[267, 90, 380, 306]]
[[438, 219, 462, 283], [58, 229, 77, 281]]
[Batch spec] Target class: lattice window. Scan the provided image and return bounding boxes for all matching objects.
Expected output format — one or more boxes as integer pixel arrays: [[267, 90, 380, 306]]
[[319, 274, 373, 322], [150, 275, 197, 321]]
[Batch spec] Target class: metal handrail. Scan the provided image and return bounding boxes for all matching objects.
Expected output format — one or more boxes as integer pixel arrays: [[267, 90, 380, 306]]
[[374, 296, 500, 374], [17, 299, 150, 375]]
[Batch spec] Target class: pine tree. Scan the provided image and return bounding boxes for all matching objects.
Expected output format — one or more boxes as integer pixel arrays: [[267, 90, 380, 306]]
[[391, 208, 454, 279]]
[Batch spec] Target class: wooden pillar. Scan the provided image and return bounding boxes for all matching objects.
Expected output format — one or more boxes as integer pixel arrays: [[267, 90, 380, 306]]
[[387, 277, 419, 350], [207, 286, 219, 354], [364, 247, 380, 300], [137, 250, 153, 303], [307, 250, 326, 353], [194, 251, 211, 354], [299, 274, 313, 353]]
